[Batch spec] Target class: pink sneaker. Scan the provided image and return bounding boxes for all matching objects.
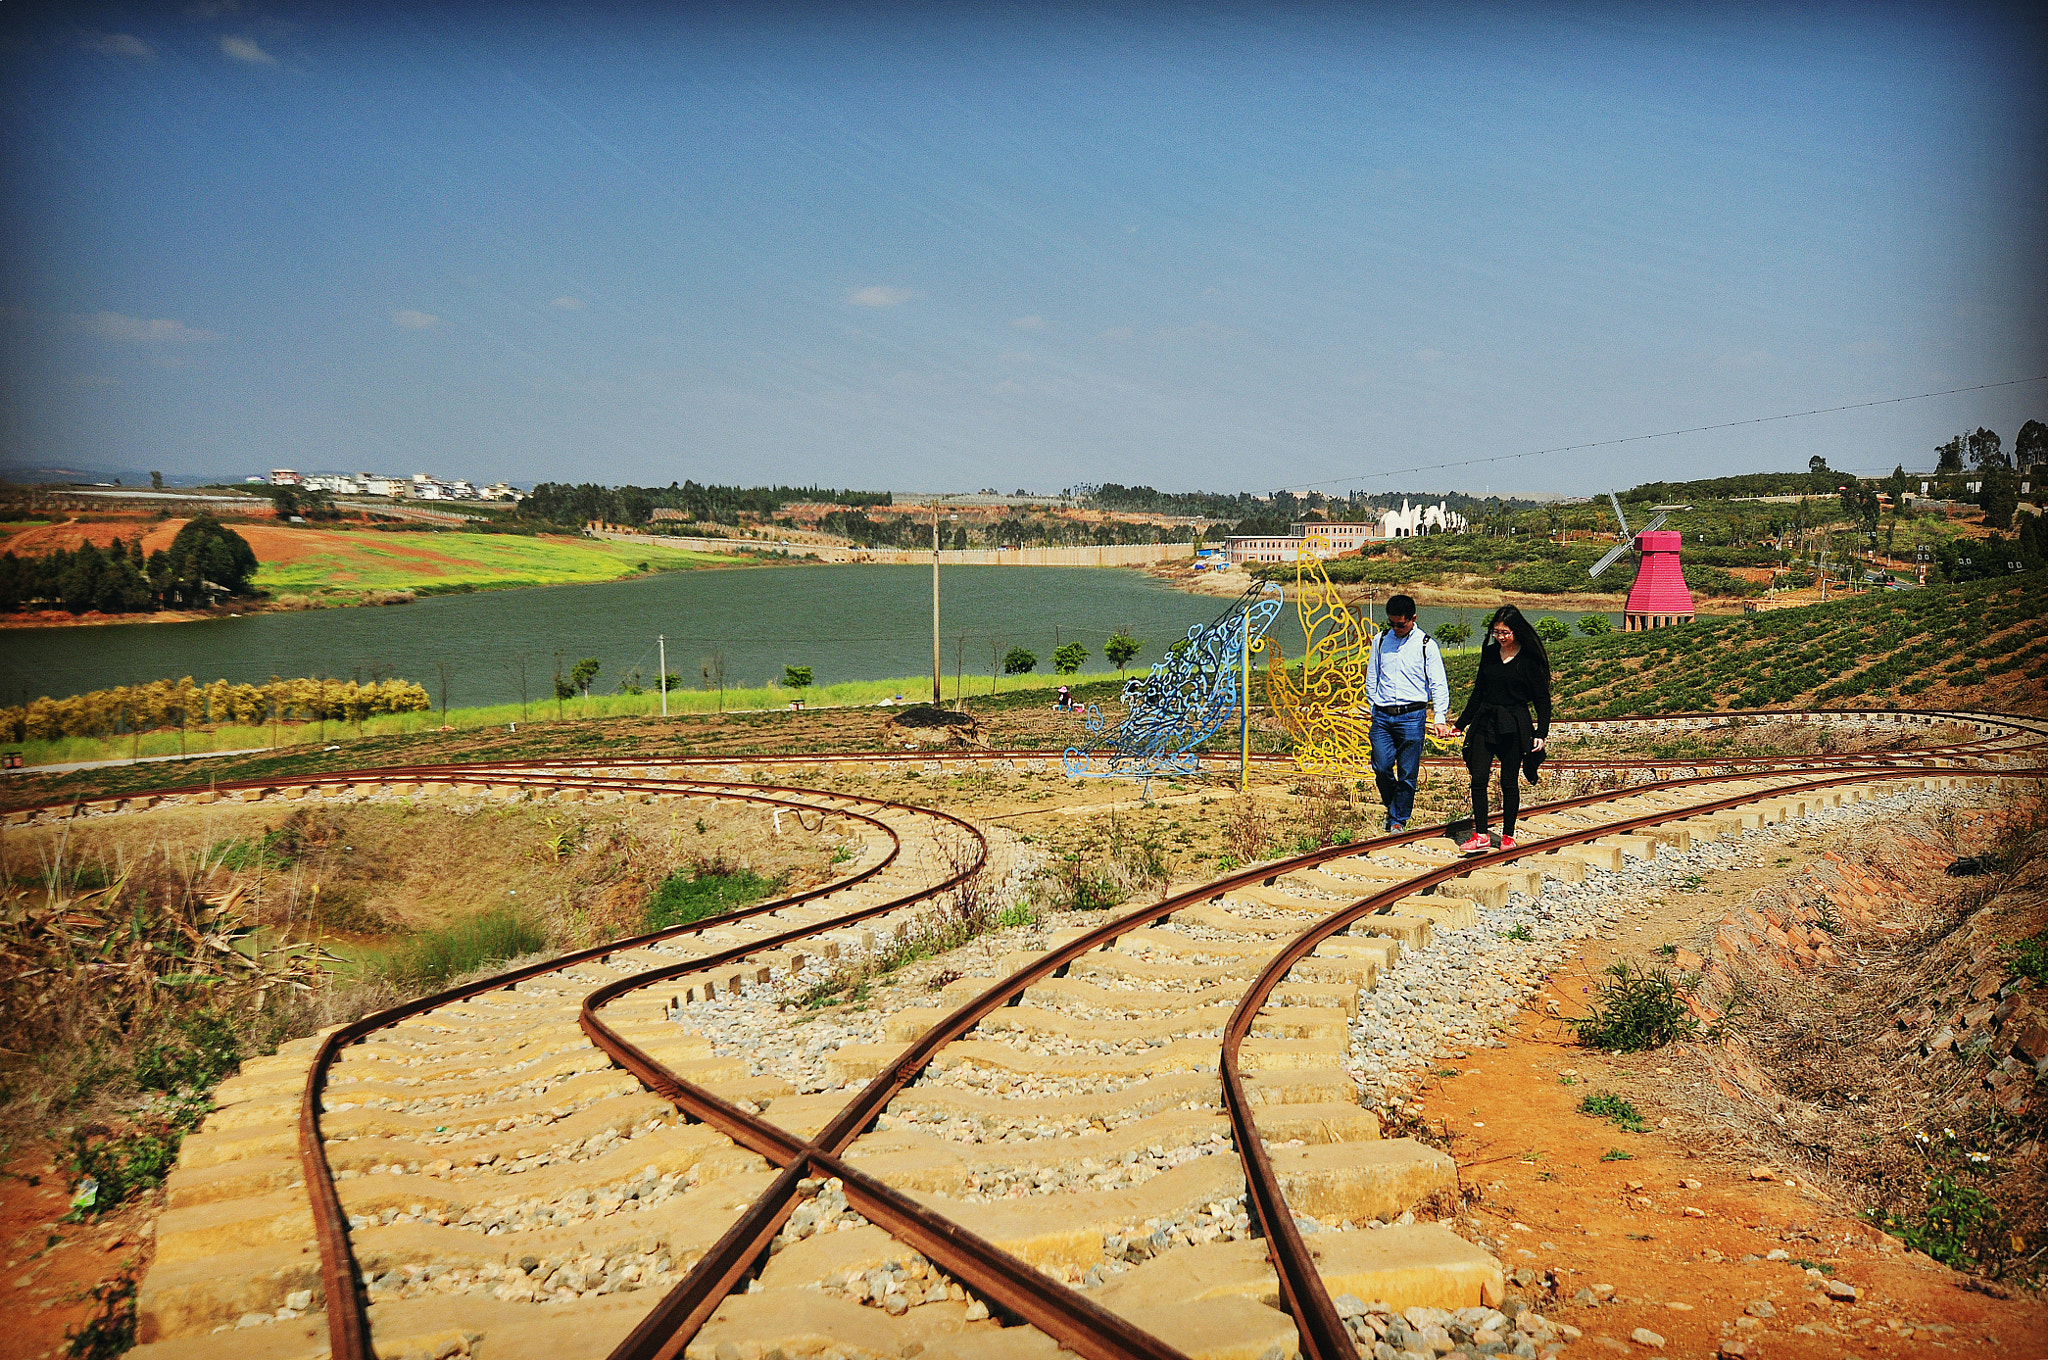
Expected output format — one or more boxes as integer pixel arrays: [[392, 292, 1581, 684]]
[[1499, 835, 1518, 850], [1457, 833, 1491, 854]]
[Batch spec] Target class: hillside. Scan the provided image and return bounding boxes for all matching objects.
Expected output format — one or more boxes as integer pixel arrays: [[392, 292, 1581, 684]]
[[1442, 572, 2048, 717]]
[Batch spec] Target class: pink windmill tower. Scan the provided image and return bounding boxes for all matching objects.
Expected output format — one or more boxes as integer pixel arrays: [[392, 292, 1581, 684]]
[[1588, 493, 1694, 631]]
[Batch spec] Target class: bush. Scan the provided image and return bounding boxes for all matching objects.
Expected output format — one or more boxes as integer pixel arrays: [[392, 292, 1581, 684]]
[[1577, 613, 1612, 636], [1534, 616, 1570, 642], [1052, 642, 1088, 674], [1875, 1171, 2006, 1271], [1002, 647, 1037, 675], [1570, 962, 1700, 1051]]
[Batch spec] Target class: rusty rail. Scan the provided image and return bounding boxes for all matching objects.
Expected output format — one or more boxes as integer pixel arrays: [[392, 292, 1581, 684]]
[[296, 776, 986, 1360]]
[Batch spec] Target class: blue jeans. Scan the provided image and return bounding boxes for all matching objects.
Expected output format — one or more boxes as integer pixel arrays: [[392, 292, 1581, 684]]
[[1370, 708, 1426, 827]]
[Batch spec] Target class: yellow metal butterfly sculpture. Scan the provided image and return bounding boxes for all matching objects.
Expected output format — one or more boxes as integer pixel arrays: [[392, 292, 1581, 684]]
[[1262, 534, 1380, 775]]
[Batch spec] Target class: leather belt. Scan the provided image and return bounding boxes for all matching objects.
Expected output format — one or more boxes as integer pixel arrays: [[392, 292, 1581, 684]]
[[1376, 701, 1427, 716]]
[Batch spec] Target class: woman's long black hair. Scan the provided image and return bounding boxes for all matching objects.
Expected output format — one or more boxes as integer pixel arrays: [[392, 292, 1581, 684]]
[[1484, 604, 1550, 674]]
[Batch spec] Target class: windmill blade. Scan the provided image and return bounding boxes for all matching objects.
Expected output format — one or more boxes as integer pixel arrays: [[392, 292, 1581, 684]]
[[1588, 542, 1631, 578], [1607, 491, 1630, 537], [1640, 512, 1669, 534]]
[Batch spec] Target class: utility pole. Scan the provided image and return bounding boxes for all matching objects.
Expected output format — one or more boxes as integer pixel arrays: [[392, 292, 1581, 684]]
[[658, 634, 667, 717]]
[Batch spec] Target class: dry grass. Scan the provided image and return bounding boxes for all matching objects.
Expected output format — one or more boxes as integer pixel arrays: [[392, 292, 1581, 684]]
[[0, 792, 842, 1152], [1680, 794, 2048, 1281]]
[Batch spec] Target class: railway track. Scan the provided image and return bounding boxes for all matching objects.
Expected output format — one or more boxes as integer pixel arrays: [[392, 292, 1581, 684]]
[[15, 708, 2042, 1360]]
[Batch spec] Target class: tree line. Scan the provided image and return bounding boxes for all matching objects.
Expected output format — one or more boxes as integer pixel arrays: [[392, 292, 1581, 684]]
[[3, 675, 432, 744], [0, 514, 258, 615], [519, 481, 893, 528]]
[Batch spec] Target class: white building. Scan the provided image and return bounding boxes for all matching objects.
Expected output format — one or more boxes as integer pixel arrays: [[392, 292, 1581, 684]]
[[358, 474, 406, 498], [303, 473, 360, 495], [1379, 499, 1467, 538], [269, 468, 303, 487]]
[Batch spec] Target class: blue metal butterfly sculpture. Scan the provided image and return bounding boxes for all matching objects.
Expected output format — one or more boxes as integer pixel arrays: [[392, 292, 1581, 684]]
[[1063, 587, 1283, 780]]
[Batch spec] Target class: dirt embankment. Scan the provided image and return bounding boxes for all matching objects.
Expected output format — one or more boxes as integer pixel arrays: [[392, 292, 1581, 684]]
[[1421, 792, 2047, 1358]]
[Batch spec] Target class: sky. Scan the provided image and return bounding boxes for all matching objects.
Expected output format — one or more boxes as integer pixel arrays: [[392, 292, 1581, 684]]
[[2, 1, 2043, 497]]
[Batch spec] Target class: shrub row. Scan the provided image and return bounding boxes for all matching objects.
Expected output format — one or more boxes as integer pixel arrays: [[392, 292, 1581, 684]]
[[2, 676, 431, 743]]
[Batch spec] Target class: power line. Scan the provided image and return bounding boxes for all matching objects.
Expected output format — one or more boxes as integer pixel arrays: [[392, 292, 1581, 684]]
[[1303, 375, 2048, 490]]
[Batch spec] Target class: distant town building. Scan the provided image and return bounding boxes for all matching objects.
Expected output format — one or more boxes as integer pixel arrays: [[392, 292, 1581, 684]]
[[1226, 534, 1313, 565], [269, 468, 303, 487], [1223, 502, 1468, 565]]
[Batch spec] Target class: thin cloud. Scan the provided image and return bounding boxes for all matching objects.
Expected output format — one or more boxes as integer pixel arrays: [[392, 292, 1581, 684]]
[[220, 35, 276, 65], [77, 311, 218, 343], [1012, 315, 1046, 331], [84, 32, 155, 58], [391, 309, 440, 330], [550, 296, 586, 311], [184, 0, 242, 16], [847, 286, 918, 308]]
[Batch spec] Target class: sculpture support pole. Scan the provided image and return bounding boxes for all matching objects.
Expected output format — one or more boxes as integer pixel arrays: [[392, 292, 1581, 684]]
[[932, 506, 942, 706], [1240, 601, 1251, 793]]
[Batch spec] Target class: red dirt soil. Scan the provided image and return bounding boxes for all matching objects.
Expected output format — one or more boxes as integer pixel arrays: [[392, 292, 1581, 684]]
[[0, 1141, 155, 1360]]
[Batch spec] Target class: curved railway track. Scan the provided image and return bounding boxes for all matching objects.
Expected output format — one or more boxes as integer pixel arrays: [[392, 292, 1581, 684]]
[[15, 707, 2042, 1360]]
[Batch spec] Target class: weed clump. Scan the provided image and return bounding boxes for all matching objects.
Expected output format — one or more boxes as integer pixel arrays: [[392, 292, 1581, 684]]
[[1570, 961, 1701, 1052], [1579, 1091, 1648, 1134]]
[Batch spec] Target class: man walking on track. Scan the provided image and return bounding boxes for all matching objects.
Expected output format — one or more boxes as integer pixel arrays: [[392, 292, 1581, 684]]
[[1366, 594, 1455, 834]]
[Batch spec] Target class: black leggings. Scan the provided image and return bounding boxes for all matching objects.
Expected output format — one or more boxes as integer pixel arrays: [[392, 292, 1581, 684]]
[[1465, 730, 1522, 836]]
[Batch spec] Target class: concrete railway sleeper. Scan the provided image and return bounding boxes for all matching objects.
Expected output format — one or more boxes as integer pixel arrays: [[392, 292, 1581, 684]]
[[568, 765, 2041, 1360], [26, 711, 2041, 1360]]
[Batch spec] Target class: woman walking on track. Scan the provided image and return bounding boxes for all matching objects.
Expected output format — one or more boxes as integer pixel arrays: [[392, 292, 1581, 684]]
[[1453, 605, 1552, 853]]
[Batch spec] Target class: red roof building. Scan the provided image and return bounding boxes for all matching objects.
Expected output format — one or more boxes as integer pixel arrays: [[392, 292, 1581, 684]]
[[1623, 530, 1694, 630]]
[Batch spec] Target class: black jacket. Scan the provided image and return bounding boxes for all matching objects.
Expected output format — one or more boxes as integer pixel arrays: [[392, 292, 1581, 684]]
[[1455, 643, 1552, 756]]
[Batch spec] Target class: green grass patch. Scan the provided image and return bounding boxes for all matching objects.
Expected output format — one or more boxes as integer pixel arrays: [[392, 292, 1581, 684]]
[[253, 529, 747, 596], [645, 861, 784, 930], [364, 906, 548, 991], [1599, 1148, 1634, 1162], [1579, 1091, 1649, 1134]]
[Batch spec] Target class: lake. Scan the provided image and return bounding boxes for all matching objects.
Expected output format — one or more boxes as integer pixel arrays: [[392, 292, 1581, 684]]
[[2, 566, 1621, 706]]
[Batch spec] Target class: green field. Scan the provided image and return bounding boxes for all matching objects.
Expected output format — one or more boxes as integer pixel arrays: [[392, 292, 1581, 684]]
[[252, 527, 751, 600]]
